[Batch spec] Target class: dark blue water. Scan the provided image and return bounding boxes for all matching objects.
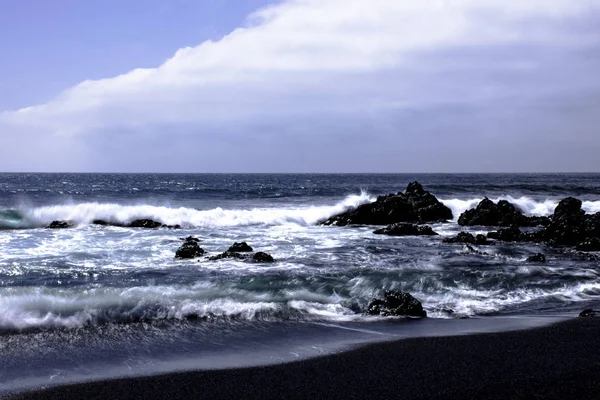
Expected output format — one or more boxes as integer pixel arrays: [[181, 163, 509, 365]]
[[1, 173, 599, 393]]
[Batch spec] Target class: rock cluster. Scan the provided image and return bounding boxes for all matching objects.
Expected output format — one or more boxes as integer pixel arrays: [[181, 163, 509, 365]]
[[443, 232, 490, 245], [458, 198, 548, 227], [485, 197, 600, 250], [323, 181, 452, 226], [175, 237, 205, 259]]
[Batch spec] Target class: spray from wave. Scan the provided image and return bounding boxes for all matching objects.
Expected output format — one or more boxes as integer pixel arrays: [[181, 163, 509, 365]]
[[0, 192, 374, 230]]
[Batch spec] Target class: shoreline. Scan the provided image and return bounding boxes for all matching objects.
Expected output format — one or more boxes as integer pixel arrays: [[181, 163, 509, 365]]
[[9, 317, 600, 400]]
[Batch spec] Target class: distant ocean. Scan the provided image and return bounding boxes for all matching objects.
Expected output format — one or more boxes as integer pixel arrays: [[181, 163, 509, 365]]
[[2, 173, 600, 393]]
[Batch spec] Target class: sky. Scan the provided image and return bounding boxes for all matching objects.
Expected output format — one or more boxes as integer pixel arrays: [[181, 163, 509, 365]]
[[0, 0, 599, 173]]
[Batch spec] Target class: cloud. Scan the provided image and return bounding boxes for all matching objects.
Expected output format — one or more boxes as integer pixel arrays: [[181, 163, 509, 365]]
[[1, 0, 599, 171]]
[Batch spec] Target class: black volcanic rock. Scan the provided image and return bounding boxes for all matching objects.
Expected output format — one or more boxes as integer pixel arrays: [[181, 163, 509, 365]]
[[47, 220, 71, 229], [443, 232, 490, 245], [373, 223, 438, 236], [536, 198, 600, 248], [209, 251, 249, 261], [129, 219, 164, 229], [252, 252, 275, 263], [579, 309, 599, 317], [180, 236, 200, 243], [175, 238, 205, 259], [367, 290, 427, 318], [526, 253, 546, 263], [322, 181, 452, 226], [487, 225, 527, 242], [92, 219, 109, 226], [458, 198, 548, 227], [227, 242, 253, 252]]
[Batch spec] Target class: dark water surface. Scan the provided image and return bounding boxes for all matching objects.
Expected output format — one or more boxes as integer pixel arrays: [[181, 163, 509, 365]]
[[1, 173, 599, 393]]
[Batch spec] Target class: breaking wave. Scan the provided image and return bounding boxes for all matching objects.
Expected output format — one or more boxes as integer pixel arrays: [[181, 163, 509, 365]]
[[0, 192, 374, 230]]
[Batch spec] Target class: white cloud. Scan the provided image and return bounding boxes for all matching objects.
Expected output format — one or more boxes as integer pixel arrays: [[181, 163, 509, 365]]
[[1, 0, 599, 171]]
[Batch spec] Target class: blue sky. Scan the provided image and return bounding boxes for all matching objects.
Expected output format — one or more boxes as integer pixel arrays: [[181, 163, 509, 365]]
[[1, 0, 599, 172], [0, 0, 273, 109]]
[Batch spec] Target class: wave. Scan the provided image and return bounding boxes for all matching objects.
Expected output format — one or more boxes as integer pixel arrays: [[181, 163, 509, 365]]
[[0, 192, 374, 230], [441, 196, 600, 221], [0, 284, 358, 332], [2, 278, 598, 332]]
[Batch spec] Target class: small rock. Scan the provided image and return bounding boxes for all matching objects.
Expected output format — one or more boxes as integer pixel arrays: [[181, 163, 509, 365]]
[[443, 232, 490, 245], [526, 253, 546, 263], [252, 252, 275, 263], [227, 242, 253, 252], [367, 290, 427, 318], [129, 219, 164, 229], [180, 236, 200, 243], [373, 223, 438, 236], [579, 309, 598, 317], [47, 220, 71, 229], [175, 240, 205, 259], [209, 251, 249, 261]]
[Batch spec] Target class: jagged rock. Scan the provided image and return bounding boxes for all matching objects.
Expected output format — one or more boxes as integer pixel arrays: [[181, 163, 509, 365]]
[[537, 198, 600, 248], [458, 198, 548, 227], [227, 242, 253, 252], [487, 225, 527, 242], [252, 252, 275, 263], [129, 219, 164, 229], [443, 232, 490, 245], [367, 290, 427, 318], [92, 219, 109, 226], [373, 223, 438, 236], [175, 238, 205, 259], [46, 220, 71, 229], [323, 181, 452, 226], [579, 309, 598, 317], [526, 253, 546, 263], [209, 251, 249, 261]]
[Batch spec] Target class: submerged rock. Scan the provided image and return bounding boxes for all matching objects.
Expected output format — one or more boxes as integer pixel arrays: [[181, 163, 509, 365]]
[[443, 232, 490, 245], [227, 242, 253, 252], [458, 198, 548, 227], [209, 251, 249, 261], [46, 220, 71, 229], [175, 238, 205, 259], [323, 181, 452, 226], [180, 236, 200, 243], [526, 253, 546, 263], [127, 219, 180, 229], [252, 252, 275, 263], [373, 223, 438, 236], [367, 290, 427, 318], [579, 309, 598, 317]]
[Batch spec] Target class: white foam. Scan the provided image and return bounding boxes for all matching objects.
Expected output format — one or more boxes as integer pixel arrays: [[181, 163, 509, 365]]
[[19, 192, 374, 229]]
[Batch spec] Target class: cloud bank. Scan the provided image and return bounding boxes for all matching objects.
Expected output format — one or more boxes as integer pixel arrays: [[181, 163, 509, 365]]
[[1, 0, 600, 172]]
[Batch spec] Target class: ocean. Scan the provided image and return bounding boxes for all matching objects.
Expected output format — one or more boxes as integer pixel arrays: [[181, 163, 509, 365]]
[[2, 173, 600, 393]]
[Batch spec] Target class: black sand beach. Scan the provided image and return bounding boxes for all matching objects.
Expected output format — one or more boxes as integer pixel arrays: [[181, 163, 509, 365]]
[[10, 317, 600, 400]]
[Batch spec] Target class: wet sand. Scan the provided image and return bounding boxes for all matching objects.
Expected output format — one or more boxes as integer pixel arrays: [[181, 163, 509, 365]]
[[10, 317, 600, 400]]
